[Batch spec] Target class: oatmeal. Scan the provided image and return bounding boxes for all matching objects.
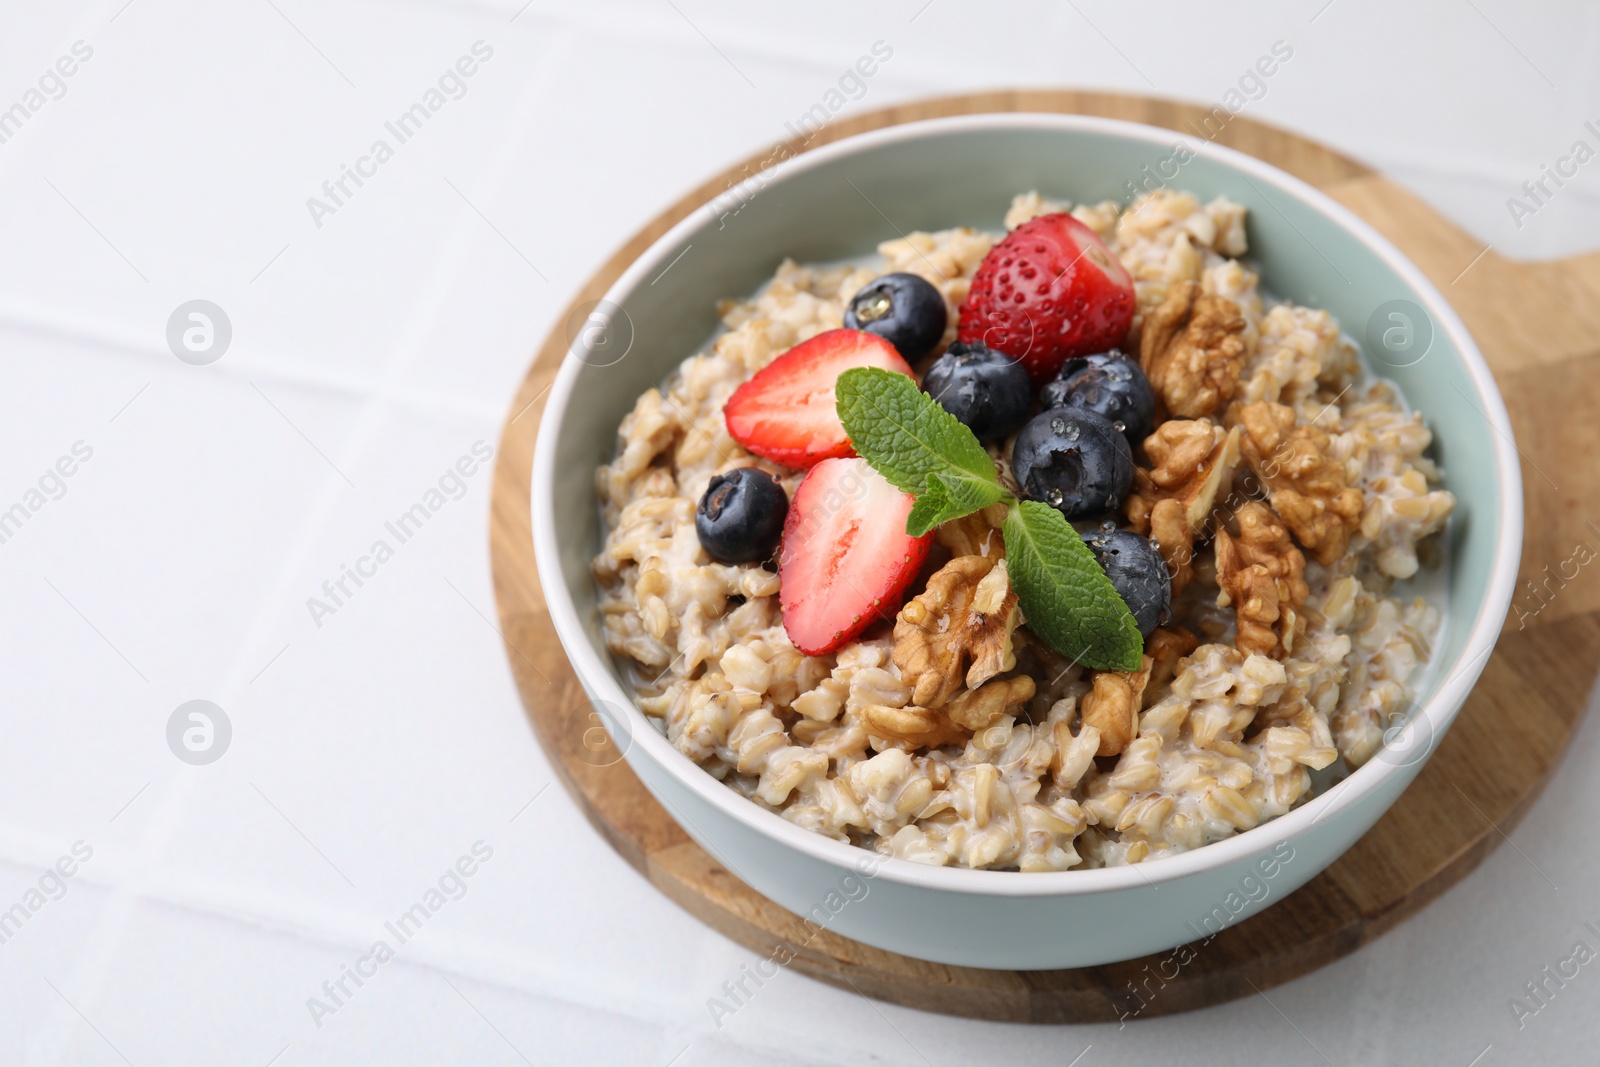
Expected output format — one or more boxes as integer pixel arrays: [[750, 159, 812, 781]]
[[593, 189, 1453, 871]]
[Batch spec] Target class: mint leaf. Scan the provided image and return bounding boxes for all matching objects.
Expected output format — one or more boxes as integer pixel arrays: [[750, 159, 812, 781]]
[[1002, 500, 1143, 672], [906, 471, 1002, 537], [836, 367, 1002, 504], [906, 480, 954, 539]]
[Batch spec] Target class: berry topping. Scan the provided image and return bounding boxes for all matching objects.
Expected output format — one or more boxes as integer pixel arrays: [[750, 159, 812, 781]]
[[778, 457, 932, 655], [920, 341, 1032, 443], [956, 213, 1136, 384], [1039, 349, 1156, 444], [843, 272, 948, 362], [724, 329, 913, 469], [695, 467, 789, 563], [1082, 523, 1171, 637], [1011, 407, 1134, 520]]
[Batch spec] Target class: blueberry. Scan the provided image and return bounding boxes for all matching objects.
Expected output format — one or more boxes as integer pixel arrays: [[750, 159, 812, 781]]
[[1011, 407, 1134, 520], [921, 342, 1032, 443], [1039, 350, 1156, 444], [844, 272, 948, 362], [1082, 524, 1171, 637], [695, 468, 789, 563]]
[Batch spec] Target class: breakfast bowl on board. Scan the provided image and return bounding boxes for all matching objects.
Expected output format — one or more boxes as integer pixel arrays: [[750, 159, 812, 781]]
[[531, 114, 1521, 970]]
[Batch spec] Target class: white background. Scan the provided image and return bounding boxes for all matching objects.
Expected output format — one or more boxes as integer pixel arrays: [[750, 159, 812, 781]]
[[2, 1, 1598, 1064]]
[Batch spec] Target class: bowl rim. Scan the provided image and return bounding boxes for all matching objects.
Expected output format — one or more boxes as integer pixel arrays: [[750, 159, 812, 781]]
[[531, 112, 1523, 897]]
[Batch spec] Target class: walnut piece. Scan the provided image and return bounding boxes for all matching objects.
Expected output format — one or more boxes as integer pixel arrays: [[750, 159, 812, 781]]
[[859, 675, 1035, 750], [933, 503, 1007, 559], [1145, 625, 1200, 700], [1235, 401, 1364, 565], [858, 704, 970, 750], [1139, 280, 1248, 418], [1126, 419, 1241, 593], [945, 675, 1036, 731], [1145, 498, 1193, 593], [1215, 502, 1310, 658], [1080, 655, 1153, 756], [894, 556, 1020, 708]]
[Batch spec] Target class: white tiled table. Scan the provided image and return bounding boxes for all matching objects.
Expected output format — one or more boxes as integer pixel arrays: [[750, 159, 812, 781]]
[[3, 2, 1598, 1063]]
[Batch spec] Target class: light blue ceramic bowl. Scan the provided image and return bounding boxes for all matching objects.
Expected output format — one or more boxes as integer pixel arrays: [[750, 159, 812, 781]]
[[532, 115, 1521, 969]]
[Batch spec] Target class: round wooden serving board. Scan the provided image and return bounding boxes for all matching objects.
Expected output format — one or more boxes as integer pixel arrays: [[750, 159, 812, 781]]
[[490, 91, 1600, 1022]]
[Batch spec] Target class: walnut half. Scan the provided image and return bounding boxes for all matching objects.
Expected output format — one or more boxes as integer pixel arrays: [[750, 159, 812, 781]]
[[893, 555, 1020, 708], [1215, 501, 1310, 658], [1235, 401, 1364, 565], [1139, 280, 1248, 419]]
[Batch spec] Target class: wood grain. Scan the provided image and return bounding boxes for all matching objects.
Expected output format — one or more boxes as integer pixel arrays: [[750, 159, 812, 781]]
[[488, 91, 1595, 1022]]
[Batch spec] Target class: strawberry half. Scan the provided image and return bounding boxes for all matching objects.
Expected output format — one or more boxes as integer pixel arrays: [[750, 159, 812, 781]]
[[956, 213, 1136, 383], [778, 457, 931, 656], [724, 329, 913, 468]]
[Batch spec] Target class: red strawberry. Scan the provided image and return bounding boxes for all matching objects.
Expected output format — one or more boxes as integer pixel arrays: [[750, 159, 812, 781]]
[[778, 457, 931, 655], [724, 329, 913, 468], [957, 213, 1136, 383]]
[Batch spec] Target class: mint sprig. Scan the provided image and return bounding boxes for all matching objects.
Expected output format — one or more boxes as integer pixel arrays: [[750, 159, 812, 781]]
[[836, 367, 1143, 672]]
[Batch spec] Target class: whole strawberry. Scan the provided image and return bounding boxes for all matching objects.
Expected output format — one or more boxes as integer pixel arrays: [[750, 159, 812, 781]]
[[957, 213, 1136, 384]]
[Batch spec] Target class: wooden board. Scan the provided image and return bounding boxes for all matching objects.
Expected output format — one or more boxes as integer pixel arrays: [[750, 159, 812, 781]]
[[488, 91, 1600, 1022]]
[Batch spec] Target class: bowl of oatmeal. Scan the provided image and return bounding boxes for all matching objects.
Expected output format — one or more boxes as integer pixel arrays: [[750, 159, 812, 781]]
[[532, 115, 1521, 969]]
